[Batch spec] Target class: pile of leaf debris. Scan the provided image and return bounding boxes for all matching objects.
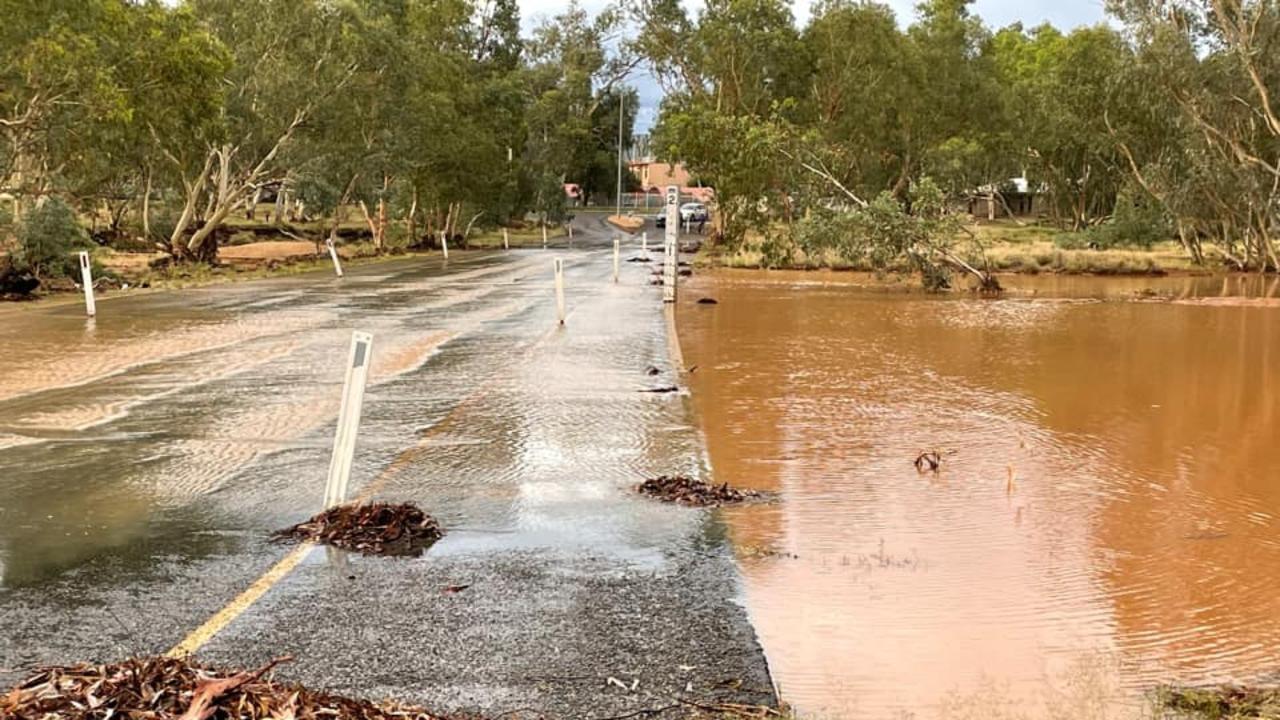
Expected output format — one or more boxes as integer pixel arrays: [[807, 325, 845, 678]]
[[636, 475, 768, 507], [275, 502, 444, 557], [0, 656, 459, 720]]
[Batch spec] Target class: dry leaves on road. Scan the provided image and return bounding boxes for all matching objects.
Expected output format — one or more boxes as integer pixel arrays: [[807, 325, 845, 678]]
[[1, 656, 463, 720], [635, 476, 769, 507], [275, 502, 445, 557]]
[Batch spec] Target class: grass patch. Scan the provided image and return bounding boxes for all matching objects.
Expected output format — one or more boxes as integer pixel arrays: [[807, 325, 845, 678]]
[[467, 226, 566, 249], [1158, 685, 1280, 719], [983, 241, 1179, 275]]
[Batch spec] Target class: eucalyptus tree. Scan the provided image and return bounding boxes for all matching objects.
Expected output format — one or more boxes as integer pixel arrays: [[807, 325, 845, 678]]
[[989, 23, 1131, 229], [149, 0, 361, 261], [1109, 0, 1280, 269]]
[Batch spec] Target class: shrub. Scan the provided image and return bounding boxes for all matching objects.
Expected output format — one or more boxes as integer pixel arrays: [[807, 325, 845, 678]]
[[13, 198, 92, 279]]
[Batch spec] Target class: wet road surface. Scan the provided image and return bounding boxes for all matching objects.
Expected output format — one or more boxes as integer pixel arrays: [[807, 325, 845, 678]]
[[677, 269, 1280, 719], [0, 218, 772, 718]]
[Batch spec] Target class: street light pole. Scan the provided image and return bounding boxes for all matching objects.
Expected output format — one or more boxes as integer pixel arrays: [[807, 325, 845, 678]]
[[616, 90, 625, 219]]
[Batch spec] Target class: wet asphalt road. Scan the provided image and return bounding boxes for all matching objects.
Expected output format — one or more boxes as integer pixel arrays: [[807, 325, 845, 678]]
[[0, 216, 772, 717]]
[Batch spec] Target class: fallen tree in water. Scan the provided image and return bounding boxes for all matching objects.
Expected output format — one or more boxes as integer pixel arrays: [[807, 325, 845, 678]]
[[636, 475, 768, 507], [0, 656, 457, 720], [275, 502, 444, 557]]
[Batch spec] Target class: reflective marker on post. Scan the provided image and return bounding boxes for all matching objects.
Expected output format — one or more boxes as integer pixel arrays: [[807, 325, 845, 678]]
[[613, 237, 620, 284], [663, 185, 679, 303], [502, 227, 510, 250], [441, 231, 449, 260], [326, 238, 344, 277], [553, 258, 566, 325], [79, 252, 96, 317], [324, 331, 374, 509]]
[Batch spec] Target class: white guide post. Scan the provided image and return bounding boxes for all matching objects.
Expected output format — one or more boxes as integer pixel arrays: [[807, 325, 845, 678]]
[[326, 238, 344, 277], [78, 252, 96, 317], [663, 186, 679, 303], [568, 223, 574, 241], [641, 231, 648, 252], [613, 237, 620, 284], [441, 230, 449, 260], [324, 331, 374, 509], [553, 258, 566, 325], [542, 224, 548, 249], [502, 227, 510, 250]]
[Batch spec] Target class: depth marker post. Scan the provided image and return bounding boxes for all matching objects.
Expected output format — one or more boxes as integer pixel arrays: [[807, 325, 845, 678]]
[[553, 258, 566, 325], [503, 227, 510, 250], [613, 237, 620, 284], [441, 230, 449, 260], [324, 331, 374, 509], [78, 252, 96, 317], [642, 231, 648, 252], [326, 238, 344, 277], [663, 185, 679, 303], [542, 224, 548, 249]]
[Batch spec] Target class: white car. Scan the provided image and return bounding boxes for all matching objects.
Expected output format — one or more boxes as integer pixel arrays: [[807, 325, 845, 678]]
[[679, 202, 709, 222]]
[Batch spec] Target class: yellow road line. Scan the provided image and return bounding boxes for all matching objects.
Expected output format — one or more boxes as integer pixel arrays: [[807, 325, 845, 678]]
[[166, 542, 314, 657]]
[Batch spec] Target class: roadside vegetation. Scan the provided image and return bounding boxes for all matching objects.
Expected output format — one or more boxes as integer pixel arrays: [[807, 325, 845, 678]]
[[632, 0, 1280, 289], [0, 0, 639, 298]]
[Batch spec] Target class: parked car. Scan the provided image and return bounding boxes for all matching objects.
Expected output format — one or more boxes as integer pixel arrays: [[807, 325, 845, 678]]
[[652, 203, 709, 229], [680, 202, 709, 222]]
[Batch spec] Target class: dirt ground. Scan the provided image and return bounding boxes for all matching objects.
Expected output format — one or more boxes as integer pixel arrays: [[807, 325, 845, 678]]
[[608, 215, 646, 232], [219, 241, 323, 262]]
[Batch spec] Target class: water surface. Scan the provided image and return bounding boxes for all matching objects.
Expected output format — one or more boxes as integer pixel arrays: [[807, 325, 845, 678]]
[[677, 270, 1280, 719]]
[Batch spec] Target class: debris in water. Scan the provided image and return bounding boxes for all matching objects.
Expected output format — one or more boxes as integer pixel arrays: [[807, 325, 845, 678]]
[[645, 365, 661, 376], [275, 502, 444, 557], [442, 584, 471, 594], [0, 656, 458, 720], [636, 475, 767, 507], [697, 298, 718, 305], [627, 256, 652, 263], [914, 451, 943, 473], [639, 386, 679, 394], [679, 269, 693, 277]]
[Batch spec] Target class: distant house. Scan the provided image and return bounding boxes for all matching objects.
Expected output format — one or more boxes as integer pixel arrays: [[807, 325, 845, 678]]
[[626, 160, 714, 206], [967, 177, 1040, 219], [628, 161, 691, 192]]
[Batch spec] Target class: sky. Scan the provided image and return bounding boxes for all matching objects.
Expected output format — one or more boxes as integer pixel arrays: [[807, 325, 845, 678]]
[[519, 0, 1109, 133]]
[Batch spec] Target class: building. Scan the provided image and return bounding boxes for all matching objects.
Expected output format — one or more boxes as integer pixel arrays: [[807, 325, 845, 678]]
[[628, 160, 691, 192], [967, 177, 1041, 219]]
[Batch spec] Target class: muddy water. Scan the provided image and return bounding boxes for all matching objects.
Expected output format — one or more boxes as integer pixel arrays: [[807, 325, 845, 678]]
[[677, 270, 1280, 719]]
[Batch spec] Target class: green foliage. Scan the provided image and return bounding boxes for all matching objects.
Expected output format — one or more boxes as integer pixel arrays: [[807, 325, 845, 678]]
[[653, 103, 791, 245], [13, 198, 92, 279], [636, 0, 1280, 272], [789, 177, 966, 289], [1087, 188, 1172, 249]]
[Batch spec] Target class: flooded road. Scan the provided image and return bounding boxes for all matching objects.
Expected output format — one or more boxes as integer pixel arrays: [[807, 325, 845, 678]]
[[677, 270, 1280, 719], [0, 224, 773, 719]]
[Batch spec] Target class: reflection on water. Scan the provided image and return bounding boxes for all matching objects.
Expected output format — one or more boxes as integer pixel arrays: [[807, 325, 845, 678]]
[[677, 270, 1280, 719], [0, 254, 546, 588]]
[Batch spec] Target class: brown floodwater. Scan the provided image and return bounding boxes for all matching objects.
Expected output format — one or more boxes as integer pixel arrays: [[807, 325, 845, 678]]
[[677, 270, 1280, 719]]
